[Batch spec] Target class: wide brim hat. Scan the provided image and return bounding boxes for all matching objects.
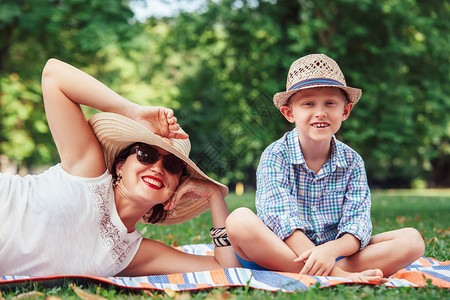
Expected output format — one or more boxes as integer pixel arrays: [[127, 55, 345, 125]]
[[89, 112, 228, 225], [273, 54, 362, 109]]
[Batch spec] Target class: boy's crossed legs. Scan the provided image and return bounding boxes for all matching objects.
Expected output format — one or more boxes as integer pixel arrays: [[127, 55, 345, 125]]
[[226, 207, 425, 281], [337, 228, 425, 276]]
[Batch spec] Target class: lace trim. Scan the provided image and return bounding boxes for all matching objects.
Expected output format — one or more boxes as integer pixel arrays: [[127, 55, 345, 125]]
[[89, 180, 133, 268]]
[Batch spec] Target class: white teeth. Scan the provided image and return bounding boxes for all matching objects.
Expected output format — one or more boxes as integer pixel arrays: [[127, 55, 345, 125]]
[[312, 123, 329, 128], [143, 177, 162, 187]]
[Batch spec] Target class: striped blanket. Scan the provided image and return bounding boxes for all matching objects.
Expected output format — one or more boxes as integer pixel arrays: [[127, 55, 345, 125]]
[[1, 244, 448, 292]]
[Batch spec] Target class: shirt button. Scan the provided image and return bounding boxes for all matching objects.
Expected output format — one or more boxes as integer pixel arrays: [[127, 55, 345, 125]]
[[311, 206, 317, 212]]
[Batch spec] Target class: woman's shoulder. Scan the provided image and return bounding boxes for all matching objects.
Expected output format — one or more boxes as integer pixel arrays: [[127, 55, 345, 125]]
[[54, 164, 112, 183], [29, 164, 113, 201]]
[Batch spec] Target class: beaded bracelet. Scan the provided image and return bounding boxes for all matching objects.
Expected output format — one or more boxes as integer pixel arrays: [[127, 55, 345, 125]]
[[209, 227, 231, 247]]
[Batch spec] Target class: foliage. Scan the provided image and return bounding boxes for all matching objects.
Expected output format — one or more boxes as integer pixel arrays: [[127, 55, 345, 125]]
[[0, 0, 141, 169], [134, 0, 450, 187], [0, 0, 448, 188]]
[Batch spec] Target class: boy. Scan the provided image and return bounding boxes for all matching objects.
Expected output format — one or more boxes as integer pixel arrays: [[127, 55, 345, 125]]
[[226, 54, 424, 282]]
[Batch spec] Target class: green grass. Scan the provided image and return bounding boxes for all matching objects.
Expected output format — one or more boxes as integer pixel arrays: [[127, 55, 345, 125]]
[[1, 189, 449, 299]]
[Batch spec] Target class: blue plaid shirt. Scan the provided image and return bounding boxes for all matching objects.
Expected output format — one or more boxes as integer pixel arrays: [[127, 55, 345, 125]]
[[256, 128, 372, 250]]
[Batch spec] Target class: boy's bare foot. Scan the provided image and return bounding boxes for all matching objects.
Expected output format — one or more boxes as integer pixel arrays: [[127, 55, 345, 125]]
[[349, 269, 387, 283], [331, 267, 386, 283], [361, 269, 384, 278]]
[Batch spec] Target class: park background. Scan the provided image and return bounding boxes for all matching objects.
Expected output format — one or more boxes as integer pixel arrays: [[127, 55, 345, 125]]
[[0, 0, 448, 191], [0, 1, 449, 298]]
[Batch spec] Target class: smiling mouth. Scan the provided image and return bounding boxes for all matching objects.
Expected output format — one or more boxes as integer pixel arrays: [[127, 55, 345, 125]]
[[142, 177, 164, 189], [311, 122, 330, 128]]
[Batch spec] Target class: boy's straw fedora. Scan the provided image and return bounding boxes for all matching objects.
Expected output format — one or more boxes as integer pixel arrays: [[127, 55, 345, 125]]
[[89, 112, 228, 225], [273, 54, 362, 109]]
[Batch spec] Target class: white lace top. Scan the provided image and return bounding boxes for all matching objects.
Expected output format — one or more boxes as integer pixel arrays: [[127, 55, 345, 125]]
[[0, 164, 142, 276]]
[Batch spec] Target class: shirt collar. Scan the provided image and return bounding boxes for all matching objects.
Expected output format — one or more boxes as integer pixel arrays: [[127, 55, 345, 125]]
[[331, 136, 348, 168], [287, 128, 305, 165], [287, 129, 348, 168]]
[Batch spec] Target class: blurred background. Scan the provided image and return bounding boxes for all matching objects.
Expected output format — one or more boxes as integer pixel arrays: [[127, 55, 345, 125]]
[[0, 0, 448, 190]]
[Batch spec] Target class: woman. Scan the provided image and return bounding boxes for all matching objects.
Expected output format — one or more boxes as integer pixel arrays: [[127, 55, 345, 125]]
[[0, 59, 240, 276]]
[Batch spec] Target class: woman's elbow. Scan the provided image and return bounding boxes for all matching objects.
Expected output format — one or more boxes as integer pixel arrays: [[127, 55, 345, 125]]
[[42, 58, 62, 80]]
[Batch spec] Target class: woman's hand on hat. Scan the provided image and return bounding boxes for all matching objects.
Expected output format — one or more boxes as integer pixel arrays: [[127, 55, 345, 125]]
[[133, 106, 189, 142], [165, 177, 220, 211]]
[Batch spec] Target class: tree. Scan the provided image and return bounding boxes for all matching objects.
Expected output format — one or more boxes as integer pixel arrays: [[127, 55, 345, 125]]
[[1, 0, 448, 187], [138, 0, 449, 187], [0, 0, 140, 169]]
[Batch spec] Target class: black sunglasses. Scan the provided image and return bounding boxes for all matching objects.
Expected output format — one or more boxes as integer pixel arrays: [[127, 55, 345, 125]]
[[131, 144, 186, 174]]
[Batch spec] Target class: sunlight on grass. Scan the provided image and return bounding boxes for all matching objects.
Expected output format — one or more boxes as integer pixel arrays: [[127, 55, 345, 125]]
[[373, 188, 450, 197]]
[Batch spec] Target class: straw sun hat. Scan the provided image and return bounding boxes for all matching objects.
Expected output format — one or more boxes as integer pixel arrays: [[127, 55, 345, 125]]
[[89, 112, 228, 225], [273, 54, 362, 109]]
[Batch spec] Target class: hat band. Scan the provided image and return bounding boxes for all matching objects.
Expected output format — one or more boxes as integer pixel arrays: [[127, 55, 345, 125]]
[[288, 78, 344, 91]]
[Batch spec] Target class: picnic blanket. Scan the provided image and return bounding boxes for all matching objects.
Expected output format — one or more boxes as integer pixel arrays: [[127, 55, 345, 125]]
[[0, 244, 448, 292]]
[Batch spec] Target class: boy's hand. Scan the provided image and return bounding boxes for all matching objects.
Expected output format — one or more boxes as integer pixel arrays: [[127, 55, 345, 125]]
[[134, 106, 189, 142], [294, 243, 337, 276]]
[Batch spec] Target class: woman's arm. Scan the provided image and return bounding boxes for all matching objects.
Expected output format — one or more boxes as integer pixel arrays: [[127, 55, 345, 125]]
[[120, 179, 240, 276], [169, 178, 240, 268], [41, 58, 186, 177]]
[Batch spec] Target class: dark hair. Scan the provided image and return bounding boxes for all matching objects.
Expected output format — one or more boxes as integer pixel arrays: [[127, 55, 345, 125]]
[[110, 143, 168, 224], [338, 89, 351, 104]]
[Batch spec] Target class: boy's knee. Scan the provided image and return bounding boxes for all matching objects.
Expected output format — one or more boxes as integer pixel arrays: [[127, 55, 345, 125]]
[[226, 207, 259, 240], [226, 207, 256, 228], [399, 228, 425, 258]]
